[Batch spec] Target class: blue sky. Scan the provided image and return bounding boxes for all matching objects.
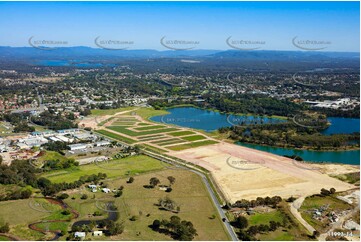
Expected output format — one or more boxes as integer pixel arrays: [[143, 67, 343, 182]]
[[0, 1, 359, 51]]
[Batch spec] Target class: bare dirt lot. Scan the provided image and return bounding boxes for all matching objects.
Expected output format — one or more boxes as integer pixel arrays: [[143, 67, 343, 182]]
[[169, 142, 356, 203]]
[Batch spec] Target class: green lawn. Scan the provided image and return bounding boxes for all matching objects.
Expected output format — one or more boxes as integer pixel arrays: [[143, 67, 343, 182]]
[[248, 210, 285, 226], [37, 151, 68, 163], [95, 130, 137, 144], [133, 125, 166, 131], [152, 138, 181, 145], [168, 131, 195, 137], [35, 221, 69, 233], [167, 140, 218, 151], [107, 126, 178, 137], [181, 135, 207, 142], [155, 140, 187, 146], [41, 155, 166, 183]]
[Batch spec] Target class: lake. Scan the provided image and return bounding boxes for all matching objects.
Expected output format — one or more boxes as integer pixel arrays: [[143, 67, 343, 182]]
[[150, 107, 284, 132], [151, 106, 360, 165]]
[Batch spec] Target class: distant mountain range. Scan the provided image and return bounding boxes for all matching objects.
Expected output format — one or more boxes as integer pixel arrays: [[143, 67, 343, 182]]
[[0, 46, 359, 60]]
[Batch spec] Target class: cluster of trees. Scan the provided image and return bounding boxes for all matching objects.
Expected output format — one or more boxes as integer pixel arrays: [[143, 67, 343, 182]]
[[247, 220, 282, 236], [71, 220, 123, 237], [233, 215, 283, 240], [0, 159, 38, 187], [151, 216, 197, 241], [224, 122, 359, 150], [233, 196, 282, 209], [0, 188, 32, 201], [42, 141, 69, 153], [32, 110, 77, 130], [320, 188, 336, 196], [13, 122, 35, 132], [0, 112, 35, 133], [43, 158, 78, 171], [37, 173, 107, 196], [158, 196, 180, 213]]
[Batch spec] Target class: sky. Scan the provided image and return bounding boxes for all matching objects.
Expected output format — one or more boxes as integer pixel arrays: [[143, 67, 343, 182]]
[[0, 1, 359, 52]]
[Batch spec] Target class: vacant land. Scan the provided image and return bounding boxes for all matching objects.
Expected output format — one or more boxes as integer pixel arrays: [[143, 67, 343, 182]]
[[169, 142, 355, 202], [65, 169, 229, 241], [41, 155, 165, 183], [167, 140, 218, 151]]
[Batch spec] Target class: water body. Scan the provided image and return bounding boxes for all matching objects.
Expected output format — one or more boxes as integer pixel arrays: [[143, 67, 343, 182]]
[[150, 107, 284, 132], [151, 106, 360, 165], [238, 142, 360, 165], [35, 60, 112, 68], [321, 117, 360, 135]]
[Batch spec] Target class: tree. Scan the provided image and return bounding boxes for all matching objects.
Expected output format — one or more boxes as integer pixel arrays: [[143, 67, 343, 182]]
[[149, 177, 160, 188], [57, 193, 69, 200], [167, 176, 176, 186], [236, 216, 248, 229], [321, 188, 331, 196], [0, 223, 10, 233], [107, 221, 124, 235], [152, 219, 161, 230], [127, 177, 134, 183]]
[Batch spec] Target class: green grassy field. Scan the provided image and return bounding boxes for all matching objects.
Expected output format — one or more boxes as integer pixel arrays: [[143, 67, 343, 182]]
[[65, 169, 229, 241], [107, 126, 179, 137], [137, 134, 166, 141], [0, 198, 67, 240], [133, 125, 167, 131], [167, 140, 218, 151], [95, 130, 137, 144], [152, 138, 181, 145], [248, 210, 285, 226], [41, 155, 166, 183], [181, 135, 207, 141], [37, 151, 68, 163], [168, 131, 195, 137]]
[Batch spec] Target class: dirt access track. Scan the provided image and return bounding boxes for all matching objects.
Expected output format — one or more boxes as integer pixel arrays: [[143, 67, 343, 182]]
[[169, 142, 356, 203]]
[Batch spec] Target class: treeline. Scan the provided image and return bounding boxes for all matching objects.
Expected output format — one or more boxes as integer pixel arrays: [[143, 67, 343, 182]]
[[232, 196, 282, 209], [0, 159, 107, 198], [222, 122, 360, 150], [151, 216, 197, 241], [32, 110, 77, 130], [0, 112, 35, 133], [37, 173, 107, 196], [202, 94, 303, 117]]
